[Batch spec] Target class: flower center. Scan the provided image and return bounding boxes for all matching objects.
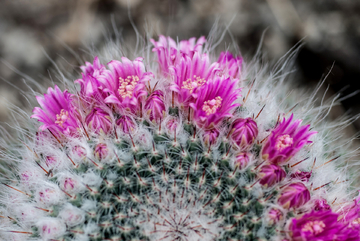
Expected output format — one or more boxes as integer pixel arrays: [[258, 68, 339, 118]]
[[55, 109, 69, 128], [302, 221, 325, 235], [118, 75, 140, 99], [202, 96, 222, 116], [182, 75, 206, 93], [275, 134, 293, 151]]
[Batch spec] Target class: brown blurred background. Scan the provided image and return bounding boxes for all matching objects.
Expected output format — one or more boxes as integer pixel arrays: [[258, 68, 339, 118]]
[[1, 0, 360, 132]]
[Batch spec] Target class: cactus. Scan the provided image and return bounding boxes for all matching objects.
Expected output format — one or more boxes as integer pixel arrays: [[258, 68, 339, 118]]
[[1, 35, 360, 241]]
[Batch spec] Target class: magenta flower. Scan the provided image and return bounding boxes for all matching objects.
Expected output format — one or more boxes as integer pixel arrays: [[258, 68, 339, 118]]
[[116, 115, 136, 134], [151, 35, 206, 75], [231, 117, 258, 148], [217, 51, 243, 79], [75, 57, 109, 108], [259, 165, 286, 187], [169, 52, 219, 107], [79, 56, 105, 76], [144, 90, 166, 123], [102, 57, 153, 114], [85, 108, 112, 134], [313, 199, 331, 212], [31, 85, 79, 136], [190, 76, 241, 129], [235, 152, 252, 169], [278, 182, 310, 209], [290, 210, 360, 241], [262, 114, 317, 165]]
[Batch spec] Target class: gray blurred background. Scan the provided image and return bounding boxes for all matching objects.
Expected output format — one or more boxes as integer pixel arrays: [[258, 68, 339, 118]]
[[1, 0, 360, 133]]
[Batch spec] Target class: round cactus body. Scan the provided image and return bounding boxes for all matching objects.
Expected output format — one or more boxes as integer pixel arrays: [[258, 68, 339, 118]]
[[1, 35, 360, 241]]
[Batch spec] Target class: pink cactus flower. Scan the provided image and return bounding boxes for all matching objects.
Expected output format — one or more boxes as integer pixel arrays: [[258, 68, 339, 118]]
[[290, 210, 360, 241], [190, 76, 241, 129], [116, 115, 136, 134], [94, 143, 109, 160], [169, 52, 219, 107], [259, 165, 286, 187], [151, 35, 206, 75], [85, 108, 112, 134], [278, 182, 310, 209], [231, 117, 258, 148], [313, 198, 331, 212], [102, 57, 153, 114], [79, 56, 105, 76], [31, 85, 79, 136], [234, 152, 253, 169], [217, 51, 243, 79], [75, 57, 109, 107], [144, 90, 166, 123], [261, 114, 317, 165]]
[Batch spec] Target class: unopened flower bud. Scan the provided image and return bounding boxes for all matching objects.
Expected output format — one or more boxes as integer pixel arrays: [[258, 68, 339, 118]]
[[94, 143, 109, 160], [259, 165, 286, 187], [45, 155, 58, 167], [144, 90, 166, 123], [268, 208, 283, 225], [116, 115, 135, 134], [72, 145, 87, 159], [37, 218, 66, 240], [203, 128, 219, 145], [235, 152, 252, 169], [290, 170, 312, 182], [278, 182, 310, 209], [59, 204, 85, 227], [231, 118, 258, 148], [85, 107, 112, 134], [313, 198, 331, 211]]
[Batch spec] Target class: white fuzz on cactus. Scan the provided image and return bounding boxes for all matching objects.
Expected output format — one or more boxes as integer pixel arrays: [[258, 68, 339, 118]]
[[0, 32, 360, 241]]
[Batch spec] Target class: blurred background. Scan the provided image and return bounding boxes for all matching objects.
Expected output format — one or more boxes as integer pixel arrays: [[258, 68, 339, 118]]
[[1, 0, 360, 134]]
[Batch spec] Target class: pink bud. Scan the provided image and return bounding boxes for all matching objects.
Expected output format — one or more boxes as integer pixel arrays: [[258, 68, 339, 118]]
[[259, 165, 286, 187], [235, 152, 252, 169], [290, 170, 312, 182], [37, 218, 66, 240], [313, 198, 331, 211], [94, 143, 108, 160], [278, 182, 310, 209], [45, 156, 58, 167], [72, 145, 87, 159], [85, 107, 112, 134], [165, 117, 178, 133], [203, 128, 219, 145], [116, 115, 135, 134], [61, 178, 76, 193], [231, 118, 258, 148], [268, 208, 283, 224], [144, 90, 166, 123]]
